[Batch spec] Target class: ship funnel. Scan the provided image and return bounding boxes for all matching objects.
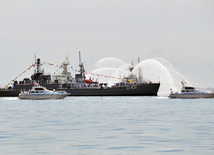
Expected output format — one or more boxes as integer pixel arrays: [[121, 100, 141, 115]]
[[35, 58, 42, 73], [37, 58, 40, 64]]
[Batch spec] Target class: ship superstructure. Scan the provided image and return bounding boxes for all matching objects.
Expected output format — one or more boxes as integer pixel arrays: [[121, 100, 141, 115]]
[[52, 56, 73, 84], [31, 58, 52, 84]]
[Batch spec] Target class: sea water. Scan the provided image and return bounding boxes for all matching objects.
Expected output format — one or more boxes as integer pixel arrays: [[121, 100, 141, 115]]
[[0, 97, 213, 155]]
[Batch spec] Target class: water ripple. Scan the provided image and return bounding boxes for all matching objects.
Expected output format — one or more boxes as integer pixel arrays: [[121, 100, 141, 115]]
[[0, 97, 214, 154]]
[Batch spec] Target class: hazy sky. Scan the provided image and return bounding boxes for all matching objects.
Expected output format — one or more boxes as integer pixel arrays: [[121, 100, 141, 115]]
[[0, 0, 214, 88]]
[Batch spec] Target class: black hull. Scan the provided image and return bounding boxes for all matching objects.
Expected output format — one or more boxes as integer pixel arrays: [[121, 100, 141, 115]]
[[0, 83, 160, 97], [57, 83, 160, 96]]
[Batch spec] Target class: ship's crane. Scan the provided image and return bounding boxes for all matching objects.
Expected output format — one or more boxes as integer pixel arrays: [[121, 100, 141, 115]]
[[75, 51, 86, 83], [79, 51, 84, 68]]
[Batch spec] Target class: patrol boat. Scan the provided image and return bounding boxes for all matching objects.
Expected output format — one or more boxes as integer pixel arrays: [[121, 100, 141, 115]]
[[18, 84, 69, 100], [169, 82, 214, 99]]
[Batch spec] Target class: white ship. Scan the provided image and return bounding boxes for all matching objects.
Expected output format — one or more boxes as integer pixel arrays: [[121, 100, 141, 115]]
[[169, 82, 214, 99], [19, 85, 69, 100]]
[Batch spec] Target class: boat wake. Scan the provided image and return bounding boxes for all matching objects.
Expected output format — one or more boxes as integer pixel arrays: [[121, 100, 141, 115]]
[[0, 97, 19, 100]]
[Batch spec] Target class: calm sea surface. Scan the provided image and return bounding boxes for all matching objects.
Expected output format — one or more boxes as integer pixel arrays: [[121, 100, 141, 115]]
[[0, 96, 213, 155]]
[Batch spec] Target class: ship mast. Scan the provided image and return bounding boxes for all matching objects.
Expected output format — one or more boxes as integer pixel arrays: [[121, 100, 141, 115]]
[[79, 51, 82, 67], [129, 60, 134, 72], [34, 57, 43, 74], [62, 56, 70, 75]]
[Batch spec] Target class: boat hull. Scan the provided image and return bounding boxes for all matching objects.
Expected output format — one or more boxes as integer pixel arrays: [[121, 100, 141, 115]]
[[57, 83, 160, 96], [18, 94, 69, 100], [0, 90, 18, 97], [169, 93, 214, 99], [1, 83, 160, 97]]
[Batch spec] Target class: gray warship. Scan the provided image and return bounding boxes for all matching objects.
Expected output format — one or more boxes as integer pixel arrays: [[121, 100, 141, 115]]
[[0, 53, 160, 97]]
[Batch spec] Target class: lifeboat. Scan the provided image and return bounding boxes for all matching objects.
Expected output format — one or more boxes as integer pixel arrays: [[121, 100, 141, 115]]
[[84, 79, 92, 84], [84, 79, 98, 84], [92, 81, 98, 84]]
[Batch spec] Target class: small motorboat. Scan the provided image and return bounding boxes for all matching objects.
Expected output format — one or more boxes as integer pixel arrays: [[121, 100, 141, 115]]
[[169, 81, 214, 99], [18, 85, 69, 100]]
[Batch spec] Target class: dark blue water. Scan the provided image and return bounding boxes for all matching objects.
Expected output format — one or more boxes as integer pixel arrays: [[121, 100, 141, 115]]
[[0, 97, 214, 155]]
